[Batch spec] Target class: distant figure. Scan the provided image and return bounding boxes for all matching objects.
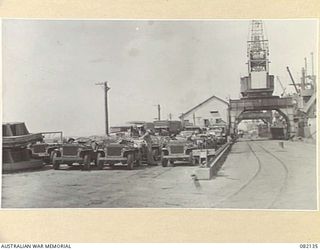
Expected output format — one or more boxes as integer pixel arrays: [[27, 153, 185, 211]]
[[279, 141, 284, 148], [191, 174, 201, 190], [227, 135, 232, 143], [142, 130, 157, 165], [131, 126, 140, 137], [139, 126, 146, 136]]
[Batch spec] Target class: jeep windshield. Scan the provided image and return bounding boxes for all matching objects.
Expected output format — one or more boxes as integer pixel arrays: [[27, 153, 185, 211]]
[[179, 131, 194, 138]]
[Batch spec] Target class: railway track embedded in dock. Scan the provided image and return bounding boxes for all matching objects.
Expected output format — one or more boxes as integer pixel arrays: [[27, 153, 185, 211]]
[[212, 140, 289, 209]]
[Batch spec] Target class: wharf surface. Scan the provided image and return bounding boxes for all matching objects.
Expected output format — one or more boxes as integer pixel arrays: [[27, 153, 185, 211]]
[[2, 139, 317, 209]]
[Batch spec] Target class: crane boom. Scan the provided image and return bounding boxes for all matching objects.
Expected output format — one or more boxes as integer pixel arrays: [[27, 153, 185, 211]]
[[276, 76, 286, 96], [286, 66, 299, 94]]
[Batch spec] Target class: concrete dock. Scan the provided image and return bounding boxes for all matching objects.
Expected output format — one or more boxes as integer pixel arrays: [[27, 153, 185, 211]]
[[2, 139, 317, 209]]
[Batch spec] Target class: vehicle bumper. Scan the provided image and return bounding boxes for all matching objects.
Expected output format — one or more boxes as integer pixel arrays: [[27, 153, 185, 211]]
[[193, 149, 216, 157], [32, 153, 50, 159], [98, 156, 127, 164], [163, 155, 191, 161], [54, 156, 84, 163]]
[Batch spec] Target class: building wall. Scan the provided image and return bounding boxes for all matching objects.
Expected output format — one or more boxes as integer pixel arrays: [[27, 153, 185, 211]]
[[181, 98, 229, 127]]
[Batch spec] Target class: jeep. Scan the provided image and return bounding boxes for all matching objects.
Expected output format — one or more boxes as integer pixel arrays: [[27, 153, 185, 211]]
[[161, 139, 197, 167], [51, 143, 93, 170], [96, 141, 140, 170], [30, 143, 59, 164]]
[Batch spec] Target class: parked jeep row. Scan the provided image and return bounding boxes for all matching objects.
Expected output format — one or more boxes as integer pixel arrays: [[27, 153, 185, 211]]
[[27, 127, 227, 170]]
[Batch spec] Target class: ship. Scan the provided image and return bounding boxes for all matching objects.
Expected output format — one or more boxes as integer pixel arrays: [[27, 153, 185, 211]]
[[285, 53, 317, 140], [267, 53, 316, 140]]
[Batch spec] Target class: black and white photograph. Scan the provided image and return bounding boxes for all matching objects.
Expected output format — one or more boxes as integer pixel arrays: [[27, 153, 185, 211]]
[[1, 19, 318, 209]]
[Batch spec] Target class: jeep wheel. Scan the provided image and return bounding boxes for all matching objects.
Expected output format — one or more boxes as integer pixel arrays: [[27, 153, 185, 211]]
[[162, 158, 168, 167], [53, 161, 60, 170], [135, 158, 141, 167], [49, 151, 55, 164], [97, 152, 104, 170], [82, 154, 91, 171], [152, 149, 159, 161], [127, 153, 134, 170], [52, 153, 60, 170]]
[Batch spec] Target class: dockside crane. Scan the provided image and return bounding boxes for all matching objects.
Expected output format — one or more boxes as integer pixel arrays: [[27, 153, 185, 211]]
[[240, 20, 274, 98]]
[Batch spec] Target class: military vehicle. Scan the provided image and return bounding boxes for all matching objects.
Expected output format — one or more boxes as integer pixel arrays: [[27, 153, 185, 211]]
[[96, 139, 140, 170], [192, 133, 217, 149], [189, 133, 217, 165], [178, 130, 194, 139], [154, 120, 182, 136], [29, 131, 63, 164], [161, 139, 197, 167], [183, 125, 202, 133], [51, 142, 94, 170], [208, 124, 227, 145], [192, 148, 216, 166]]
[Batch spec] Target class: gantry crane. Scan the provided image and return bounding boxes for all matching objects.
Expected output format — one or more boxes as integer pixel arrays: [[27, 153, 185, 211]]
[[240, 20, 274, 98]]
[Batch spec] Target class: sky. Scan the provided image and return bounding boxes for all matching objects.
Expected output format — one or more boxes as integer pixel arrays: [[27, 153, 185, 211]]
[[2, 19, 318, 136]]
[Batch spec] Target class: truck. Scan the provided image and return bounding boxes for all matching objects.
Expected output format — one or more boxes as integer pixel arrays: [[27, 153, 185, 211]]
[[154, 120, 182, 136], [109, 125, 131, 137], [110, 122, 155, 138], [127, 121, 155, 131]]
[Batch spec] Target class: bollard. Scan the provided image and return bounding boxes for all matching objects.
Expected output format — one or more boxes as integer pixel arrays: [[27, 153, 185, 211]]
[[279, 141, 284, 148]]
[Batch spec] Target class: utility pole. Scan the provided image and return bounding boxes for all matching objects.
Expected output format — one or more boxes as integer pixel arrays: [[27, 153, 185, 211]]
[[304, 57, 308, 76], [96, 81, 111, 135], [157, 104, 161, 121], [311, 52, 314, 76]]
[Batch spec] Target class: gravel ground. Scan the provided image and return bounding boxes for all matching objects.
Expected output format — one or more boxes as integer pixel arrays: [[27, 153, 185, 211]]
[[2, 140, 317, 209]]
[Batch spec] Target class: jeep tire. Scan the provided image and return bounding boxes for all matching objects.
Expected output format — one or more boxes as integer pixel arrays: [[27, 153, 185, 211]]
[[127, 153, 134, 170], [97, 152, 104, 170], [52, 152, 60, 170], [152, 149, 159, 161], [82, 154, 91, 171], [162, 158, 168, 167], [135, 157, 141, 168]]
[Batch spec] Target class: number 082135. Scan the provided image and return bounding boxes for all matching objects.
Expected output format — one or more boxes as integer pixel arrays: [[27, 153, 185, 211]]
[[300, 244, 318, 248]]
